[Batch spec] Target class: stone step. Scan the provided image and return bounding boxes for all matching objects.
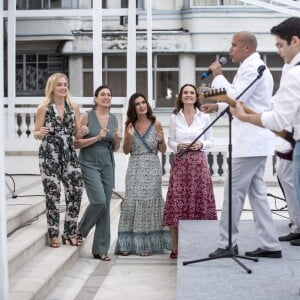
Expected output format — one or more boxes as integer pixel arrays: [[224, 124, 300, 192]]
[[8, 192, 122, 300], [6, 176, 44, 236]]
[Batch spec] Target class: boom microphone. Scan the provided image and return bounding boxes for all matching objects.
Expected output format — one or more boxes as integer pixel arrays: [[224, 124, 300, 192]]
[[200, 56, 228, 80]]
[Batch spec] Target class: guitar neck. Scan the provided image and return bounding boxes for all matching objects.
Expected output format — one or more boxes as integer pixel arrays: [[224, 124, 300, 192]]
[[200, 89, 295, 147]]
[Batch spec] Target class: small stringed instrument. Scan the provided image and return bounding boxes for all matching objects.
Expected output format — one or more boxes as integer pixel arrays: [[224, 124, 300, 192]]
[[198, 88, 295, 160]]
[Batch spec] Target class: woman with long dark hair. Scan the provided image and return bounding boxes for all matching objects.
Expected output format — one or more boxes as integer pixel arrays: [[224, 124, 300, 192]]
[[115, 93, 171, 256]]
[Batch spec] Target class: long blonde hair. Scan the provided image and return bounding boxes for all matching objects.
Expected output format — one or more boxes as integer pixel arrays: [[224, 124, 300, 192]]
[[42, 73, 73, 109]]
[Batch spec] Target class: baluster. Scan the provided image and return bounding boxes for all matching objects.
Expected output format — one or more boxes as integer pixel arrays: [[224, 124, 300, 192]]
[[162, 152, 172, 183], [28, 113, 35, 138], [217, 152, 224, 177], [207, 152, 214, 176], [20, 113, 28, 139], [16, 113, 22, 137]]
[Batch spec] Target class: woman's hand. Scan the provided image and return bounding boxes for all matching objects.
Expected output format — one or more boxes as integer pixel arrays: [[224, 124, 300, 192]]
[[156, 129, 164, 144], [96, 128, 109, 141], [126, 123, 134, 137], [79, 125, 89, 137], [114, 129, 122, 143], [34, 126, 49, 139]]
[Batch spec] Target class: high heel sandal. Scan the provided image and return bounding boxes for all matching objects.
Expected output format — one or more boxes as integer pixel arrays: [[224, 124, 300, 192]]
[[76, 231, 83, 246], [170, 249, 178, 259], [61, 235, 79, 246], [93, 254, 111, 261], [49, 237, 60, 248]]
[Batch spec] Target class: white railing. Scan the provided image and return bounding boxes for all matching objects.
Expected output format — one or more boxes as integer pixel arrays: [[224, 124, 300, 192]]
[[3, 97, 279, 186]]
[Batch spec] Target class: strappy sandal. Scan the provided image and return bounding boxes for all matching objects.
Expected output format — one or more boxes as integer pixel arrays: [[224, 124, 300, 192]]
[[49, 237, 60, 248], [140, 252, 149, 257], [76, 231, 83, 246], [61, 235, 79, 246], [170, 249, 178, 259], [120, 251, 130, 256], [93, 254, 111, 261]]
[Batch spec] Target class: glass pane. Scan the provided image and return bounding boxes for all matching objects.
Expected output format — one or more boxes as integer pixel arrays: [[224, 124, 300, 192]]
[[107, 55, 126, 68], [157, 55, 178, 68], [16, 64, 23, 91], [38, 54, 47, 62], [136, 71, 147, 96], [16, 0, 27, 9], [83, 56, 93, 69], [137, 54, 147, 68], [26, 55, 36, 63], [28, 0, 42, 9], [50, 0, 62, 9], [266, 53, 284, 68], [26, 64, 37, 90], [272, 71, 281, 95], [155, 71, 178, 107], [195, 54, 217, 67], [38, 63, 48, 90], [83, 72, 93, 97], [16, 55, 23, 63], [107, 71, 126, 97]]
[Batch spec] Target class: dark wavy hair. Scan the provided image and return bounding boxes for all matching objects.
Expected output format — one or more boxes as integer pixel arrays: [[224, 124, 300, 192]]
[[125, 93, 156, 127], [93, 85, 112, 109], [271, 17, 300, 45], [173, 84, 201, 114]]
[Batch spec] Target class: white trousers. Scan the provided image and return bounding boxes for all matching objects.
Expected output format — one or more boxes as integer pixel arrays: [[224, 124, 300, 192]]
[[218, 157, 281, 251], [277, 158, 300, 233]]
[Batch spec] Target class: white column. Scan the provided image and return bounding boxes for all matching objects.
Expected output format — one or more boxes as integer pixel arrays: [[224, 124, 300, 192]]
[[126, 0, 136, 100], [0, 0, 9, 298], [69, 56, 83, 96], [93, 0, 102, 90], [146, 0, 153, 106], [179, 54, 196, 87], [7, 0, 16, 138]]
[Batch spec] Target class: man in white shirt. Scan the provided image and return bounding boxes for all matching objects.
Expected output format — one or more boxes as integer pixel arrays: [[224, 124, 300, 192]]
[[231, 17, 300, 247], [202, 31, 282, 258]]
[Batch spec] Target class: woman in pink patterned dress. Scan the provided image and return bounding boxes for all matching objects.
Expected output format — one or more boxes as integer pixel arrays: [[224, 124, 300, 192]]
[[163, 84, 217, 259]]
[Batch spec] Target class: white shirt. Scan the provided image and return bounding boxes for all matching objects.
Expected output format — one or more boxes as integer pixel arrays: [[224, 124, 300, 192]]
[[262, 53, 300, 141], [168, 108, 213, 152], [212, 52, 275, 157]]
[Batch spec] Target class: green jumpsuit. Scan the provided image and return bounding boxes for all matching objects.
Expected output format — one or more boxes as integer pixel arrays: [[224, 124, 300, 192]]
[[78, 109, 116, 256]]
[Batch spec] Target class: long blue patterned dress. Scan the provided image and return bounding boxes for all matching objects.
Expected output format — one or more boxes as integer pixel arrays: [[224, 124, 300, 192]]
[[115, 123, 172, 255]]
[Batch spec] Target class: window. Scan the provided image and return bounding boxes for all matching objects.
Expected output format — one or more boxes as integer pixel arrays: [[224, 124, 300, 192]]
[[83, 54, 148, 98], [16, 53, 66, 96], [15, 0, 74, 9], [154, 55, 179, 108]]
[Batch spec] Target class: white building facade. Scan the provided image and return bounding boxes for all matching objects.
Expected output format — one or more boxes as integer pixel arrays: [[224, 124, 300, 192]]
[[2, 0, 300, 183]]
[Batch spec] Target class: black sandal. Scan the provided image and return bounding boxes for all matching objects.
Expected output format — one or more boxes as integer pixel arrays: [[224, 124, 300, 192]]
[[93, 254, 111, 261]]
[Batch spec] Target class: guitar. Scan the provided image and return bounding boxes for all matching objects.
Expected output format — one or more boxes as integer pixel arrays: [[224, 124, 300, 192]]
[[198, 88, 295, 160]]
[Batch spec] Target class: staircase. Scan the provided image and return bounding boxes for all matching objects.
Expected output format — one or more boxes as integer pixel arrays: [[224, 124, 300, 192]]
[[240, 0, 300, 16], [6, 158, 122, 300]]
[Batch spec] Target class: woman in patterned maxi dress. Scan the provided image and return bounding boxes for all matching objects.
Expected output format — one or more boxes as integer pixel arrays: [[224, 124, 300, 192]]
[[115, 93, 172, 256], [163, 84, 217, 259], [34, 73, 87, 248]]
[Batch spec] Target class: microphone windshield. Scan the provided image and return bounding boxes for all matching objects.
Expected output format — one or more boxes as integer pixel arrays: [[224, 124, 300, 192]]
[[257, 65, 266, 74], [219, 57, 227, 65], [257, 65, 266, 78]]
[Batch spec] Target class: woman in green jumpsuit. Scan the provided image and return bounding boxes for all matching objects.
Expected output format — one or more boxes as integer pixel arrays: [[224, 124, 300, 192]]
[[75, 85, 122, 260]]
